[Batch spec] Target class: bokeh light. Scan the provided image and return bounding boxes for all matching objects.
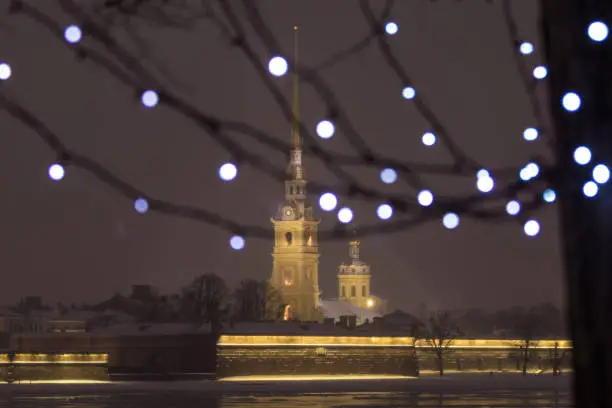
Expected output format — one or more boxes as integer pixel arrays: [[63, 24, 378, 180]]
[[477, 175, 494, 193], [593, 164, 610, 184], [0, 62, 11, 80], [141, 90, 159, 108], [402, 86, 416, 100], [218, 162, 238, 181], [587, 21, 609, 42], [337, 207, 354, 224], [506, 200, 521, 216], [422, 132, 436, 147], [442, 212, 460, 230], [380, 168, 398, 184], [230, 235, 245, 250], [134, 198, 149, 214], [385, 22, 399, 35], [543, 189, 556, 203], [64, 25, 82, 44], [523, 220, 540, 237], [316, 120, 335, 139], [376, 204, 393, 220], [477, 169, 490, 179], [519, 42, 534, 55], [583, 181, 599, 198], [319, 192, 338, 212], [562, 92, 581, 112], [268, 56, 288, 77], [519, 162, 540, 181], [532, 66, 548, 79], [523, 127, 539, 142], [573, 146, 592, 166], [417, 190, 434, 207], [48, 163, 65, 181]]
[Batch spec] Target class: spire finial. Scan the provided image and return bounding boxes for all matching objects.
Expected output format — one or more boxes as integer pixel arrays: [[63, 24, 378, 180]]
[[291, 25, 300, 150]]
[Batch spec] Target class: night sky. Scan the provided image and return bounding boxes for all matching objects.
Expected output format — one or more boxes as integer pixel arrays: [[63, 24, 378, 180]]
[[0, 1, 563, 313]]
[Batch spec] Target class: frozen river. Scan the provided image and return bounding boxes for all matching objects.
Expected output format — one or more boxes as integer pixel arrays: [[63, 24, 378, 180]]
[[0, 374, 572, 407]]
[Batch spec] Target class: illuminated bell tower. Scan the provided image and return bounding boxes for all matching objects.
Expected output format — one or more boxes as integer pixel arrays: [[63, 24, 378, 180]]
[[270, 26, 321, 321], [338, 240, 372, 310]]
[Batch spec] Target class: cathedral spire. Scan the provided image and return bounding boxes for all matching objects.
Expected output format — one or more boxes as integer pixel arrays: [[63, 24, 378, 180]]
[[288, 25, 304, 182]]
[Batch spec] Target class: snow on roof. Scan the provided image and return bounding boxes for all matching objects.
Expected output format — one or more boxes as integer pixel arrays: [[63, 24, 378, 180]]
[[319, 299, 380, 322]]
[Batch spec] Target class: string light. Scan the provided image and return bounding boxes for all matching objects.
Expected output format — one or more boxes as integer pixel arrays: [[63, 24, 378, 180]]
[[134, 198, 149, 214], [316, 120, 335, 139], [593, 164, 610, 184], [376, 204, 393, 220], [48, 163, 65, 181], [532, 66, 548, 79], [218, 162, 238, 182], [519, 42, 534, 55], [543, 189, 556, 203], [385, 22, 399, 36], [442, 212, 459, 229], [523, 220, 540, 237], [421, 132, 436, 147], [268, 56, 288, 77], [229, 235, 245, 250], [587, 21, 609, 42], [417, 190, 434, 207], [562, 92, 581, 112], [141, 90, 159, 108], [0, 62, 11, 80], [477, 175, 494, 193], [583, 181, 598, 198], [573, 146, 592, 166], [337, 207, 354, 224], [380, 168, 397, 184], [318, 192, 338, 212], [506, 200, 521, 216], [523, 127, 539, 142], [64, 25, 82, 44], [401, 86, 416, 100]]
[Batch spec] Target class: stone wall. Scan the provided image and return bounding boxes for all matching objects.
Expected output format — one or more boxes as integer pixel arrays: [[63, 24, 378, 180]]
[[10, 365, 108, 382], [217, 346, 417, 377]]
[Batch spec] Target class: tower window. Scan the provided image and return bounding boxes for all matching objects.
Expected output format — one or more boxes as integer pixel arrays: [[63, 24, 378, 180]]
[[351, 286, 356, 297], [341, 286, 346, 298], [283, 269, 293, 286], [362, 285, 367, 297], [304, 229, 313, 246], [285, 232, 293, 246]]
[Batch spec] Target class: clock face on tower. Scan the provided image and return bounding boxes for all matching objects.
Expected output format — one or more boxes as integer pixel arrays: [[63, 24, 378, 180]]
[[282, 206, 295, 220]]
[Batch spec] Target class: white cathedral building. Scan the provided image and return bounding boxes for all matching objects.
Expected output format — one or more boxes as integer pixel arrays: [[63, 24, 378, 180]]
[[269, 27, 384, 324]]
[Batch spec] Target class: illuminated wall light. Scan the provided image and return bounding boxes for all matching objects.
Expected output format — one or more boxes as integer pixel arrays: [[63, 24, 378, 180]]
[[587, 21, 609, 42], [523, 127, 539, 142], [401, 86, 416, 100], [519, 42, 534, 55], [562, 92, 581, 112], [140, 90, 159, 108], [64, 25, 82, 44], [543, 189, 556, 203], [48, 163, 65, 181], [337, 207, 354, 224], [442, 212, 459, 229], [385, 22, 399, 35], [229, 235, 245, 250], [268, 56, 288, 77], [318, 192, 338, 212], [218, 162, 238, 181], [476, 169, 490, 179], [593, 164, 610, 184], [573, 146, 592, 166], [134, 198, 149, 214], [380, 168, 398, 184], [316, 120, 335, 139], [583, 181, 599, 198], [421, 132, 436, 147], [0, 62, 11, 80], [476, 175, 494, 193], [532, 65, 548, 79], [506, 200, 521, 216], [376, 203, 393, 220], [417, 190, 434, 207], [523, 219, 540, 237]]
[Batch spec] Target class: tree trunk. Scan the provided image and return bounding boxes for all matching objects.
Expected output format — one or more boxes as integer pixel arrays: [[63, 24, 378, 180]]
[[522, 348, 528, 376], [541, 1, 612, 406], [437, 353, 444, 376]]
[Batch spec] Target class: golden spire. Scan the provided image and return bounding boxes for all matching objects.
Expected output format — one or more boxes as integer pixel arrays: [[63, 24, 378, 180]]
[[291, 25, 300, 151]]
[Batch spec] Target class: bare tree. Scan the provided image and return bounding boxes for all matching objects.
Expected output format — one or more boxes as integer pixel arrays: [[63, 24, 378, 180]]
[[232, 279, 282, 321], [549, 341, 567, 376], [423, 311, 461, 376], [508, 307, 543, 376], [179, 273, 227, 331]]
